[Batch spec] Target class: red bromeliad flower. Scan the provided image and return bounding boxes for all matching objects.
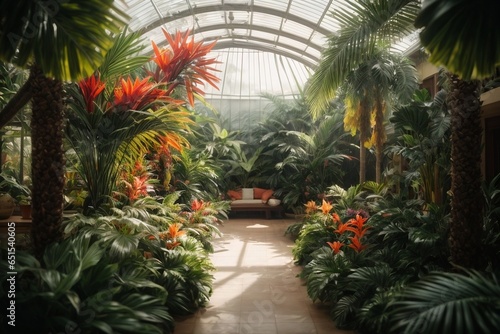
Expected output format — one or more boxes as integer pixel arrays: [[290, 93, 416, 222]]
[[327, 241, 344, 254], [149, 29, 221, 107], [332, 212, 341, 224], [78, 74, 106, 113], [348, 235, 367, 252], [112, 76, 167, 111], [122, 174, 149, 201]]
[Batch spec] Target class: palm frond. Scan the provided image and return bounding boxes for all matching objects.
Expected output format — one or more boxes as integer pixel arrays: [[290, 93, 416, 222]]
[[307, 0, 419, 115], [98, 29, 150, 80], [415, 0, 500, 80], [302, 247, 352, 302], [389, 270, 500, 334], [0, 0, 128, 80]]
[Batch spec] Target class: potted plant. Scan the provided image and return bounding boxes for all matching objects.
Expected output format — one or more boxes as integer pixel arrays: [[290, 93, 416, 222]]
[[17, 195, 32, 219]]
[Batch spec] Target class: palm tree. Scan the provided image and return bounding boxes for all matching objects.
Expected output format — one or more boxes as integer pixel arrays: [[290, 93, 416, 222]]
[[339, 48, 418, 183], [0, 0, 127, 257], [387, 89, 451, 206], [306, 0, 420, 185], [306, 0, 420, 115], [66, 29, 220, 213], [306, 0, 499, 269], [415, 0, 500, 269]]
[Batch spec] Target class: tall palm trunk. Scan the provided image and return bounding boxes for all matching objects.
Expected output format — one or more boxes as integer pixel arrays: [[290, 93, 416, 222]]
[[30, 65, 65, 258], [374, 98, 385, 184], [358, 97, 371, 184], [447, 74, 485, 270]]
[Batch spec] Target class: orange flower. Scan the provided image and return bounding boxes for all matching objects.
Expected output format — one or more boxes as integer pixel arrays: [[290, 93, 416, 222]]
[[327, 241, 344, 254], [191, 199, 204, 211], [304, 200, 317, 214], [348, 236, 367, 253], [332, 212, 341, 224], [320, 199, 333, 215], [335, 221, 356, 235], [168, 223, 186, 239], [347, 214, 369, 237]]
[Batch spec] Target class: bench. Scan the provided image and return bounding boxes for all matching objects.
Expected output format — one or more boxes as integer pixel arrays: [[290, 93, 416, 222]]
[[227, 188, 283, 219], [230, 200, 283, 219]]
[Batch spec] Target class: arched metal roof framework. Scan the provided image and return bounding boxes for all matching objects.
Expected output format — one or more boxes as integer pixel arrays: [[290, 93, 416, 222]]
[[117, 0, 418, 128]]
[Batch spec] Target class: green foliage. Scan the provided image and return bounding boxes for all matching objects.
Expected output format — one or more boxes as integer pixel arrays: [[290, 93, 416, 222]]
[[271, 112, 351, 210], [171, 149, 224, 202], [0, 63, 27, 108], [0, 172, 30, 200], [415, 0, 500, 80], [0, 233, 173, 333], [225, 146, 264, 188], [0, 0, 128, 80], [55, 195, 226, 326], [146, 236, 215, 315], [64, 31, 193, 213], [387, 89, 451, 206], [306, 0, 420, 115], [292, 192, 452, 332], [187, 117, 246, 193], [326, 184, 368, 212], [292, 221, 336, 265], [301, 247, 354, 302], [387, 270, 500, 334], [482, 173, 500, 269]]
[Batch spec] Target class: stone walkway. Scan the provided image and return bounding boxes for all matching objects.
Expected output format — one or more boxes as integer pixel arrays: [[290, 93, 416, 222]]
[[173, 216, 355, 334]]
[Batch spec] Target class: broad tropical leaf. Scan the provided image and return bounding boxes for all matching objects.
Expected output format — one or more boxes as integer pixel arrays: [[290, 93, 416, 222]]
[[415, 0, 500, 80], [388, 270, 500, 334], [0, 0, 128, 80]]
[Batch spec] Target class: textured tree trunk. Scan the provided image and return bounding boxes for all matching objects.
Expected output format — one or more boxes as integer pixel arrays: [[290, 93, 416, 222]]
[[359, 141, 367, 184], [447, 74, 485, 270], [358, 98, 371, 184], [374, 98, 385, 184], [30, 65, 65, 258]]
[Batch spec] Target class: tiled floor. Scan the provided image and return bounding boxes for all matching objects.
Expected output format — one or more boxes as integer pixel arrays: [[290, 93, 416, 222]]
[[173, 216, 356, 334]]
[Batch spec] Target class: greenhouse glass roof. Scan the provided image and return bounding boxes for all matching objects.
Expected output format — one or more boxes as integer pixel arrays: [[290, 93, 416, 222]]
[[116, 0, 419, 127]]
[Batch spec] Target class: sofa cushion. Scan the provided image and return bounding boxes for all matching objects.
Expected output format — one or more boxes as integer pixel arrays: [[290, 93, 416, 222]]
[[242, 188, 254, 200], [227, 189, 242, 200], [253, 187, 268, 199], [231, 199, 263, 205], [261, 189, 274, 203]]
